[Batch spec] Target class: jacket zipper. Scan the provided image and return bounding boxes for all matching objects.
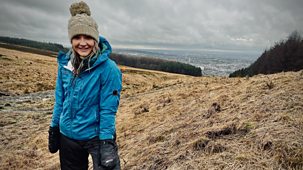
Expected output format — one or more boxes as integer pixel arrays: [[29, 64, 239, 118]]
[[71, 75, 78, 119]]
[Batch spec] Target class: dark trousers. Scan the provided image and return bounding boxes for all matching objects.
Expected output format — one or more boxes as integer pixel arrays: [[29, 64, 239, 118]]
[[59, 134, 120, 170]]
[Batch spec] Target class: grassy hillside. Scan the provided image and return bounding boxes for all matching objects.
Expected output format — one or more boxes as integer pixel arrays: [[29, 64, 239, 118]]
[[0, 47, 302, 169]]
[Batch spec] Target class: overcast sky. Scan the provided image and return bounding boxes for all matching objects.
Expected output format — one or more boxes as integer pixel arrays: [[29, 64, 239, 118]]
[[1, 0, 302, 52]]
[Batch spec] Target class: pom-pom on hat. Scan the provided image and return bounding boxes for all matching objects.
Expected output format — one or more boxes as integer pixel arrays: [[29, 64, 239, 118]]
[[68, 1, 99, 42]]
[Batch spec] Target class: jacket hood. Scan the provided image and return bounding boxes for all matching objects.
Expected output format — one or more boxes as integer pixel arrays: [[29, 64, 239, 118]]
[[57, 36, 112, 68]]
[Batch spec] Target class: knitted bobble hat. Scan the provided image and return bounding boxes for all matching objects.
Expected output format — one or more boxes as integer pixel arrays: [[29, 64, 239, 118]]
[[68, 1, 99, 42]]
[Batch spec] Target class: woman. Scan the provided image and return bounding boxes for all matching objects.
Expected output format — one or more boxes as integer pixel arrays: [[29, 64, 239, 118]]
[[48, 1, 122, 170]]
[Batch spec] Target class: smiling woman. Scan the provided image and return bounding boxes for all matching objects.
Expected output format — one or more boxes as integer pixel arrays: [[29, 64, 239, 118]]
[[48, 1, 122, 170]]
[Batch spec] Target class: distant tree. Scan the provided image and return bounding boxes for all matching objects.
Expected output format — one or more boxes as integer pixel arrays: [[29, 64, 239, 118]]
[[288, 30, 302, 41]]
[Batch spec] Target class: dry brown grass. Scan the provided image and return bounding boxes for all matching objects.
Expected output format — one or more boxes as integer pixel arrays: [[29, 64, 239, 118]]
[[0, 47, 57, 95], [0, 47, 302, 170]]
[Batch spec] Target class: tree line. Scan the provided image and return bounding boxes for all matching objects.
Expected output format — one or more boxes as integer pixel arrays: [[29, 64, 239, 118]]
[[0, 36, 68, 53], [110, 53, 202, 76]]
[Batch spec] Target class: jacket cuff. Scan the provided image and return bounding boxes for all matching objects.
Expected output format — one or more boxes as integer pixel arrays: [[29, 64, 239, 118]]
[[50, 121, 59, 128], [99, 133, 114, 140]]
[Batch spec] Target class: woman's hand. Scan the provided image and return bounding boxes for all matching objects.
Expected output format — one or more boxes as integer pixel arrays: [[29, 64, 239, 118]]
[[48, 126, 60, 153], [99, 140, 120, 169]]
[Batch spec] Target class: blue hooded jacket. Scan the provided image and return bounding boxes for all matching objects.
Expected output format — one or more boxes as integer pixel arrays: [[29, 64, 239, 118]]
[[50, 36, 122, 140]]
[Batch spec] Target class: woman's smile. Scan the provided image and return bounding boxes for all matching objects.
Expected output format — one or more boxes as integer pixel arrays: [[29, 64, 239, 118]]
[[77, 46, 91, 52]]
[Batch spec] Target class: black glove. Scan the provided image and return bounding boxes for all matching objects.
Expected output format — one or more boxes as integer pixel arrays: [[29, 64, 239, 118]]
[[48, 126, 60, 153], [99, 140, 120, 170]]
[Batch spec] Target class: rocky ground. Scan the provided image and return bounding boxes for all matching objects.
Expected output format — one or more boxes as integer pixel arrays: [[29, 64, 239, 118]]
[[0, 47, 303, 170]]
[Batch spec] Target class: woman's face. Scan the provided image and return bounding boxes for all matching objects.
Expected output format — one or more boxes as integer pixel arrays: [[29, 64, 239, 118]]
[[72, 35, 95, 57]]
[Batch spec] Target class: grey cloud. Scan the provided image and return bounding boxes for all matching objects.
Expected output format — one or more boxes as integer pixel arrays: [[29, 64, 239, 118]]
[[1, 0, 302, 51]]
